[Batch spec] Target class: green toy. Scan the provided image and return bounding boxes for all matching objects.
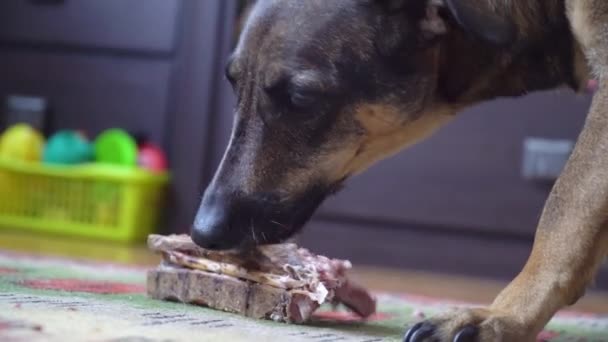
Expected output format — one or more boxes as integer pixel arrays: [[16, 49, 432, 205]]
[[43, 130, 93, 165], [94, 129, 138, 166]]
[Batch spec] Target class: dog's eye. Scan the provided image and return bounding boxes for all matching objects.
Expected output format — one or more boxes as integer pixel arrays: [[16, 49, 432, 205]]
[[289, 90, 319, 110], [225, 57, 238, 87], [225, 65, 237, 86], [266, 80, 320, 110]]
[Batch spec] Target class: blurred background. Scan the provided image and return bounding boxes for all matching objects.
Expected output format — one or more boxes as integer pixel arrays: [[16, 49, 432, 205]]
[[0, 0, 604, 289]]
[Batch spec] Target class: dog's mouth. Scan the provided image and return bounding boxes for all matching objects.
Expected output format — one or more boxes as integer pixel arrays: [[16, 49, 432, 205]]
[[192, 179, 346, 251], [240, 180, 346, 248]]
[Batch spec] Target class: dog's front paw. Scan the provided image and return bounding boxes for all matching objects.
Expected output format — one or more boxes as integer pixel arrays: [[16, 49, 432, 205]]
[[403, 308, 536, 342]]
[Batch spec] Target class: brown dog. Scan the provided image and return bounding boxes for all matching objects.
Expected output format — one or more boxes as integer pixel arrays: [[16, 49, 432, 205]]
[[191, 0, 608, 340]]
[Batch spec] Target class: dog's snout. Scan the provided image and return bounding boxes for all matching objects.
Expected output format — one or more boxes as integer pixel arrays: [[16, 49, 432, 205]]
[[191, 192, 244, 250], [191, 173, 332, 249]]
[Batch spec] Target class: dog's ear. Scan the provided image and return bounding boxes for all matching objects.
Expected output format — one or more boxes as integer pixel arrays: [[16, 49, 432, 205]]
[[373, 0, 448, 57], [374, 0, 516, 46], [375, 0, 448, 38], [443, 0, 516, 46]]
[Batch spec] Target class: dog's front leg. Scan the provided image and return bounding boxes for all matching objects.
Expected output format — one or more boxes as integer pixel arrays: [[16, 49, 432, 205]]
[[404, 77, 608, 342]]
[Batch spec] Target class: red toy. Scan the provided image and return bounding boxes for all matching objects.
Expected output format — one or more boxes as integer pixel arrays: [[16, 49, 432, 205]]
[[137, 143, 168, 172]]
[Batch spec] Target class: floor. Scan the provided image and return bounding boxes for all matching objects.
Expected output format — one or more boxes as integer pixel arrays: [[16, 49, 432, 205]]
[[1, 230, 607, 314]]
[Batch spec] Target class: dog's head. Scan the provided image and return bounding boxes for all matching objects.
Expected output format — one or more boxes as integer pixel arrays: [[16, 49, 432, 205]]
[[191, 0, 515, 250]]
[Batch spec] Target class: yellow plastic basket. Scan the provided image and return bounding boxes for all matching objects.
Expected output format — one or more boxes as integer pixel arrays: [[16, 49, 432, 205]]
[[0, 158, 169, 243]]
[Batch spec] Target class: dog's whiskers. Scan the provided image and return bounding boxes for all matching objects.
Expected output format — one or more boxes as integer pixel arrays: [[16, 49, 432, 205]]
[[270, 220, 288, 229], [250, 219, 258, 244]]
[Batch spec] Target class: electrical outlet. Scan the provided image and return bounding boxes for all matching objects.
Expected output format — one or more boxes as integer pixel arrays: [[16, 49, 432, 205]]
[[522, 138, 574, 181], [3, 95, 48, 132]]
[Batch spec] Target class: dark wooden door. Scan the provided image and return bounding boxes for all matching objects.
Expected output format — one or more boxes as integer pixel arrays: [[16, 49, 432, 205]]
[[0, 0, 180, 52]]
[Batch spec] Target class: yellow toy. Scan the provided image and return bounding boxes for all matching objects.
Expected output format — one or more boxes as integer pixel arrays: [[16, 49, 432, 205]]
[[0, 124, 45, 162]]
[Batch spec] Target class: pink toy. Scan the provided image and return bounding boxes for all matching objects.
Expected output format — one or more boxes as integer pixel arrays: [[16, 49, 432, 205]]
[[137, 143, 168, 172]]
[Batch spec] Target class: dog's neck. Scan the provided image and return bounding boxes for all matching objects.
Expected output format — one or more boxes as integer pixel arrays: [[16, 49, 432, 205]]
[[436, 15, 589, 108]]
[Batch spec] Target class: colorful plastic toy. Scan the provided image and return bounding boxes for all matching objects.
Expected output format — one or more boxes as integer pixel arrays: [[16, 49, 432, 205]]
[[94, 129, 138, 166], [43, 130, 93, 165], [0, 124, 44, 162], [137, 143, 168, 172]]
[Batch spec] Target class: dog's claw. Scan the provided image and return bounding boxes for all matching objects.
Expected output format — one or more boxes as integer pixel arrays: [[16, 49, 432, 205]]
[[404, 322, 478, 342], [404, 322, 436, 341], [404, 322, 424, 342], [453, 326, 478, 342]]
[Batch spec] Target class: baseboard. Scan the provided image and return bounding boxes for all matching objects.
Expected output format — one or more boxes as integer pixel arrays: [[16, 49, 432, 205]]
[[298, 218, 608, 290]]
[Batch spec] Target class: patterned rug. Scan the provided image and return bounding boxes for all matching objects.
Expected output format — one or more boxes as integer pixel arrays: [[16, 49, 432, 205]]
[[0, 251, 607, 342]]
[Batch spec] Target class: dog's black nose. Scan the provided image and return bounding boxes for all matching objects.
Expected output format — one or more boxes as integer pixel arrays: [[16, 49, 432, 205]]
[[191, 193, 243, 250]]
